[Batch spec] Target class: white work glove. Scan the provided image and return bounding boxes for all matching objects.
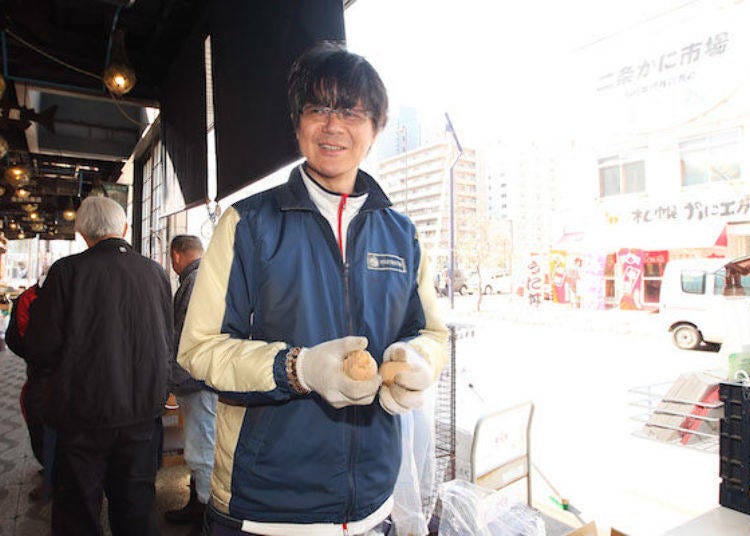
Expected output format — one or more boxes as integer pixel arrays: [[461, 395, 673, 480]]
[[297, 336, 381, 409], [379, 342, 433, 415]]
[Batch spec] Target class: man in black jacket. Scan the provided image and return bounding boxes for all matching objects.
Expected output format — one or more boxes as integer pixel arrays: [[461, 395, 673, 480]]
[[25, 196, 173, 536]]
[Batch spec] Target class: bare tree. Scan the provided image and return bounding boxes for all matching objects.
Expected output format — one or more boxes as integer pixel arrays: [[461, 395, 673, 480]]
[[457, 214, 511, 311]]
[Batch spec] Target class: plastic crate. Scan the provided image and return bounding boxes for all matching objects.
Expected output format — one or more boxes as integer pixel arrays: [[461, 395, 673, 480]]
[[720, 481, 750, 515], [720, 382, 750, 513]]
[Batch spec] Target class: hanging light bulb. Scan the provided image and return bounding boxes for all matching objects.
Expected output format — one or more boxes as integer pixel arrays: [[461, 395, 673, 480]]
[[5, 165, 30, 188], [17, 230, 25, 240], [22, 203, 38, 213], [31, 222, 44, 233], [29, 211, 40, 221], [62, 199, 77, 222], [102, 29, 137, 96], [15, 186, 31, 199], [0, 136, 8, 160], [8, 220, 17, 231]]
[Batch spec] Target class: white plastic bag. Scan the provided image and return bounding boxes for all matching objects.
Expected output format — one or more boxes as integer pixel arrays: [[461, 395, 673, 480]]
[[437, 480, 545, 536], [390, 386, 437, 536]]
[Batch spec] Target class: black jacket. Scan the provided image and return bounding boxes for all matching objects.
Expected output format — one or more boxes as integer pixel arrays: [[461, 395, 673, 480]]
[[170, 258, 202, 395], [25, 238, 173, 430]]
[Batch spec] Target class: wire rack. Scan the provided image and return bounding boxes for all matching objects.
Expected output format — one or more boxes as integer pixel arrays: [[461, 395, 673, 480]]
[[430, 323, 474, 516], [628, 371, 725, 453]]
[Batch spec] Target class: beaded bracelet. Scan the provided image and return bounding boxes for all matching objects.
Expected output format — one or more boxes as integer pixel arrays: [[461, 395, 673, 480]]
[[285, 347, 310, 395]]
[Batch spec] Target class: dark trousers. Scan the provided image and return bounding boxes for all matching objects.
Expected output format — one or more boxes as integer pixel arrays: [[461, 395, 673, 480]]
[[51, 419, 160, 536], [20, 380, 47, 466]]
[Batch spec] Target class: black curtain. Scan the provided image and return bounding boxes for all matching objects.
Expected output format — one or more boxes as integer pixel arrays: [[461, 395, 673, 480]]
[[160, 20, 209, 210], [211, 0, 345, 200]]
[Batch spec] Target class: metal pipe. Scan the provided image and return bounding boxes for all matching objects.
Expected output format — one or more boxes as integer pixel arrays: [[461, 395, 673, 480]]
[[2, 32, 8, 79], [104, 6, 123, 71]]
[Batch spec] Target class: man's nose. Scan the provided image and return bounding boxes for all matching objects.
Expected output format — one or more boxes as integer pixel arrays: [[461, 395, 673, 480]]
[[322, 111, 345, 131]]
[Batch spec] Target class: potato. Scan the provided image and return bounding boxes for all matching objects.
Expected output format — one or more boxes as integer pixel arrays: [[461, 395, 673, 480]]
[[343, 349, 377, 381], [379, 361, 412, 387]]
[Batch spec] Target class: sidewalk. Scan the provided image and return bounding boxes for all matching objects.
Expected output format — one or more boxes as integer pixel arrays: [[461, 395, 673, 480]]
[[0, 349, 193, 536], [440, 294, 660, 337]]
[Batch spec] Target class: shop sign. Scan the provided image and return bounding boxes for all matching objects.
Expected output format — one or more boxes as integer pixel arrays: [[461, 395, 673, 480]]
[[597, 32, 730, 96], [630, 197, 750, 224]]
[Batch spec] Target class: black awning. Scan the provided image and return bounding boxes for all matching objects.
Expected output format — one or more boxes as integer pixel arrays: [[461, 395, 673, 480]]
[[210, 0, 345, 200], [160, 16, 208, 210]]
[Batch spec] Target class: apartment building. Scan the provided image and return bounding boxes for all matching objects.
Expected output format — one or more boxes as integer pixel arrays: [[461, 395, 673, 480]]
[[378, 137, 480, 267]]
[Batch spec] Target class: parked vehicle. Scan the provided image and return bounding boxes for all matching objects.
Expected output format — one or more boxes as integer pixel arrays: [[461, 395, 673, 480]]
[[477, 272, 512, 295], [435, 269, 469, 296], [660, 256, 750, 350]]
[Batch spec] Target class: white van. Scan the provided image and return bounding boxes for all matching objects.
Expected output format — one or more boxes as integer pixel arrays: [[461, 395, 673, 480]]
[[660, 256, 750, 350]]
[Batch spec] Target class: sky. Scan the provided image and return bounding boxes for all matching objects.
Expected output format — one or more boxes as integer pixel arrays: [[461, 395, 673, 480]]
[[344, 0, 715, 145]]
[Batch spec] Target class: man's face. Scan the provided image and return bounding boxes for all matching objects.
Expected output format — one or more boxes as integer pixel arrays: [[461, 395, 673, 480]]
[[296, 102, 377, 191]]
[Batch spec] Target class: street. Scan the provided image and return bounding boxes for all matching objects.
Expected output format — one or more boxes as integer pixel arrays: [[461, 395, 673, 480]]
[[439, 294, 725, 535]]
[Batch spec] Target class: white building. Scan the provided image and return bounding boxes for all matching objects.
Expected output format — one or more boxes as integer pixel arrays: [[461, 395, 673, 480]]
[[556, 0, 750, 309]]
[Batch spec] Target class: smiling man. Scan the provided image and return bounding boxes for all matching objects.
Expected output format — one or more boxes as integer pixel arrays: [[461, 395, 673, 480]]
[[178, 42, 447, 535]]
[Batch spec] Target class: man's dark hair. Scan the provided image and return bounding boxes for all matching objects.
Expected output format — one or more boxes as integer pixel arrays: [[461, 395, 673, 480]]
[[170, 234, 203, 254], [288, 41, 388, 132]]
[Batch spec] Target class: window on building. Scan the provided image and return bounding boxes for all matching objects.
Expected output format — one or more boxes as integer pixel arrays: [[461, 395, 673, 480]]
[[598, 154, 646, 197], [679, 128, 742, 186], [139, 142, 168, 265]]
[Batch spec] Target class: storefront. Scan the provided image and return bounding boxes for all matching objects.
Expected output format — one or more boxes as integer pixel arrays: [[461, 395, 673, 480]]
[[544, 220, 733, 311]]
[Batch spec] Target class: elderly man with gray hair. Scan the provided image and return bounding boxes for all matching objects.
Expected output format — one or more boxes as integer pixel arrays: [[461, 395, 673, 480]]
[[26, 196, 173, 536]]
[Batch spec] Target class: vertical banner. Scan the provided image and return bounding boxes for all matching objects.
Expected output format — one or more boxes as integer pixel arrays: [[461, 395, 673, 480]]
[[566, 254, 584, 308], [580, 253, 606, 310], [525, 253, 545, 307], [619, 248, 645, 310], [549, 249, 569, 304]]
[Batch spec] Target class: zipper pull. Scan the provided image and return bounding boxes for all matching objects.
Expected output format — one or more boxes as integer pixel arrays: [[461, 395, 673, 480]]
[[342, 522, 350, 536]]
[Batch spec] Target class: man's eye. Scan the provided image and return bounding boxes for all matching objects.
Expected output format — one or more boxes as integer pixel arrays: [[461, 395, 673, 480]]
[[311, 107, 327, 115], [341, 109, 357, 119]]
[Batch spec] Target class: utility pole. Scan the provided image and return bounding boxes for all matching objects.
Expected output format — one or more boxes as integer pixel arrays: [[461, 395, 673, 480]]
[[397, 124, 409, 215], [445, 113, 463, 310]]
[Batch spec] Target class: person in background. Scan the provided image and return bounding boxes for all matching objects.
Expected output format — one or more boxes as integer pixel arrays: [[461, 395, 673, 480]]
[[164, 234, 217, 529], [5, 275, 50, 501], [178, 42, 447, 535], [25, 196, 173, 536]]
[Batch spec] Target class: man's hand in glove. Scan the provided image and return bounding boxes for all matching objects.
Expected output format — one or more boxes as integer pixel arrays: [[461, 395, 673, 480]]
[[378, 342, 433, 415], [297, 336, 381, 409]]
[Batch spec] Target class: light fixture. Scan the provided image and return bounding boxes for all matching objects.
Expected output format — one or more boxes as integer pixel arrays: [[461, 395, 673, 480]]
[[8, 220, 17, 231], [4, 165, 30, 188], [62, 200, 77, 222], [102, 29, 137, 96], [31, 223, 44, 233], [0, 136, 8, 160], [22, 203, 38, 213], [29, 211, 40, 221], [15, 186, 31, 199], [17, 230, 25, 239]]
